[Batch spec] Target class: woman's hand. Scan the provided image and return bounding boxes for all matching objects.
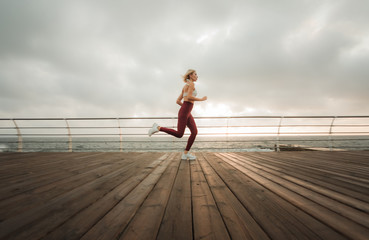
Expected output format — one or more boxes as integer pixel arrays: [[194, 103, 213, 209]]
[[177, 92, 184, 106], [201, 96, 207, 101]]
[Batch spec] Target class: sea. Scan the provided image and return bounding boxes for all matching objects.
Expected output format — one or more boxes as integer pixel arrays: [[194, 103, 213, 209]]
[[1, 135, 368, 152]]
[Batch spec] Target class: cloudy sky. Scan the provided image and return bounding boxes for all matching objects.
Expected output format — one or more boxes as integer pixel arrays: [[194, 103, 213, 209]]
[[0, 0, 368, 118]]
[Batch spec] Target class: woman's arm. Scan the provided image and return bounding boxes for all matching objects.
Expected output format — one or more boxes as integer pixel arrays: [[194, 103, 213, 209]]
[[176, 92, 184, 106], [186, 95, 207, 101]]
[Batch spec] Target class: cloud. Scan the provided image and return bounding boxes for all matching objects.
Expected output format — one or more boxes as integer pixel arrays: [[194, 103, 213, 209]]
[[0, 0, 368, 118]]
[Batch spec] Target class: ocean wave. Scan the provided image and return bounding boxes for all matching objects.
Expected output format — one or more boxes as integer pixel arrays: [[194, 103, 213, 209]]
[[0, 144, 9, 152]]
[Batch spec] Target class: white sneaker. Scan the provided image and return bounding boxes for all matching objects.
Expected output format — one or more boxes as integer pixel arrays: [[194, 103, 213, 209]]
[[187, 153, 196, 160], [181, 153, 196, 160], [148, 123, 159, 137]]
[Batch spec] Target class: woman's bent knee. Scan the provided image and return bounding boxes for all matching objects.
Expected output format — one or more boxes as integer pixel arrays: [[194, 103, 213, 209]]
[[177, 132, 184, 138]]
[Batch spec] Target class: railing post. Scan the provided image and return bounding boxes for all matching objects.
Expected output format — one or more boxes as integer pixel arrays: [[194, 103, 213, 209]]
[[12, 119, 23, 152], [329, 116, 336, 151], [65, 119, 72, 152], [117, 118, 123, 152], [226, 117, 230, 151], [276, 116, 284, 152]]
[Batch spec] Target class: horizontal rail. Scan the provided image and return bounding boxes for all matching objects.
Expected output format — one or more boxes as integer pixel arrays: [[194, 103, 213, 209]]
[[2, 115, 369, 121], [0, 132, 364, 135], [2, 124, 369, 129], [1, 116, 368, 152]]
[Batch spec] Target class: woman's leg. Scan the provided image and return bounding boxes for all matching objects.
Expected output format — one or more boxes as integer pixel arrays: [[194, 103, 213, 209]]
[[160, 103, 192, 138], [185, 114, 197, 151]]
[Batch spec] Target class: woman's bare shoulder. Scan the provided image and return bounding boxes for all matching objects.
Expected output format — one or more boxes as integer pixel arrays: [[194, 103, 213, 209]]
[[187, 81, 195, 88]]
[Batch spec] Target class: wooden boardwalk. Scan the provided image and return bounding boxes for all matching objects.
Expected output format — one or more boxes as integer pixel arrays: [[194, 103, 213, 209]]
[[0, 151, 368, 240]]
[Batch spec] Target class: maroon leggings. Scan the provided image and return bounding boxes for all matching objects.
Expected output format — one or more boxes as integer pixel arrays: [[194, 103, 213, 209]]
[[160, 101, 197, 151]]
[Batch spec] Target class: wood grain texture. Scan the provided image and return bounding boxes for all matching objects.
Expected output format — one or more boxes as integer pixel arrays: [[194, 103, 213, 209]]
[[0, 151, 368, 240]]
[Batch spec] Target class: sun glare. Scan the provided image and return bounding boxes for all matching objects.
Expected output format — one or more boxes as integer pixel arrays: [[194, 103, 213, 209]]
[[194, 103, 233, 117]]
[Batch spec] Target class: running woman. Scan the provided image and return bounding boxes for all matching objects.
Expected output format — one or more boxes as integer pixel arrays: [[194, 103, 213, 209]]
[[148, 69, 207, 160]]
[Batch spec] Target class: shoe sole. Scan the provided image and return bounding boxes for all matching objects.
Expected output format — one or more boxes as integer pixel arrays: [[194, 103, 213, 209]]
[[148, 124, 159, 137], [148, 128, 158, 137]]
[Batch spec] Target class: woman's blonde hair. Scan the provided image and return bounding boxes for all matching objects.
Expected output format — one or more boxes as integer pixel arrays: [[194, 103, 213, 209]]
[[182, 69, 196, 82]]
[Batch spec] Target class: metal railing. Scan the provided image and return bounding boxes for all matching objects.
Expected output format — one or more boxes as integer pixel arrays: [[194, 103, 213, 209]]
[[0, 116, 369, 152]]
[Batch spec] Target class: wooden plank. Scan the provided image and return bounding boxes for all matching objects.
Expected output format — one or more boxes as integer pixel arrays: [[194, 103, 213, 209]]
[[243, 152, 369, 198], [0, 152, 115, 197], [156, 159, 193, 240], [248, 152, 369, 191], [0, 153, 79, 183], [0, 152, 31, 161], [0, 152, 100, 179], [43, 153, 173, 240], [300, 152, 369, 178], [227, 153, 369, 223], [199, 154, 270, 240], [234, 152, 369, 210], [342, 151, 369, 161], [324, 151, 369, 165], [80, 153, 173, 240], [0, 153, 143, 220], [207, 153, 346, 240], [118, 153, 181, 240], [218, 152, 369, 240], [190, 156, 231, 240], [275, 152, 369, 182], [0, 153, 138, 204], [0, 152, 76, 164], [0, 153, 167, 240], [1, 151, 369, 239]]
